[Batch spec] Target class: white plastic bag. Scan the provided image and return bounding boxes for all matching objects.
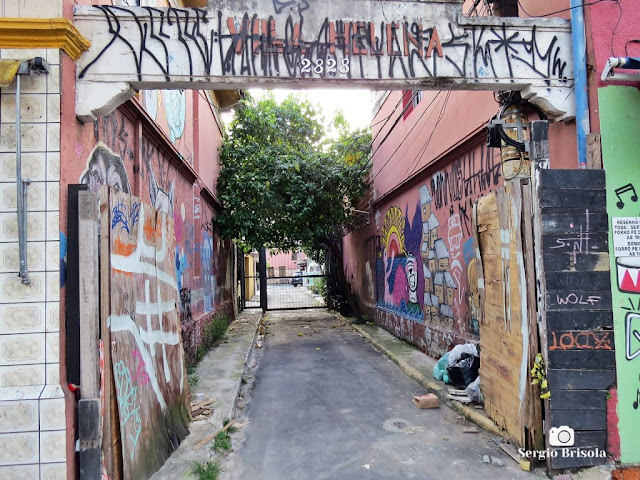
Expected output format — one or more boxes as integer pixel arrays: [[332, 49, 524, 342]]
[[465, 376, 483, 404], [447, 343, 478, 365]]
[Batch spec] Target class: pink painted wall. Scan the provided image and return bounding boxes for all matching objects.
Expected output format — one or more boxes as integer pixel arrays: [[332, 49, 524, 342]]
[[60, 2, 234, 473], [608, 387, 622, 461], [268, 250, 307, 274], [584, 0, 640, 457], [584, 0, 640, 137], [588, 0, 640, 87], [373, 88, 577, 203], [380, 140, 500, 355], [195, 91, 225, 197], [60, 92, 231, 362], [348, 0, 580, 356]]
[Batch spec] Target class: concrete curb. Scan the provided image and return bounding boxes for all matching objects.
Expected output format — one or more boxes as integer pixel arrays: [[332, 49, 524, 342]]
[[227, 310, 263, 422], [349, 321, 504, 438]]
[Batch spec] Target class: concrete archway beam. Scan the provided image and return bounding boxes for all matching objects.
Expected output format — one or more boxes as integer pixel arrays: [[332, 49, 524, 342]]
[[73, 1, 575, 122]]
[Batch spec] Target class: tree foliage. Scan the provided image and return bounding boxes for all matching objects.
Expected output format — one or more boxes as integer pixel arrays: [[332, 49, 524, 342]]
[[217, 93, 371, 254]]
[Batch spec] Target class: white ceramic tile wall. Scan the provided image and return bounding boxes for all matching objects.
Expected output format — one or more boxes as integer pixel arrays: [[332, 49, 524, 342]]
[[0, 5, 66, 472]]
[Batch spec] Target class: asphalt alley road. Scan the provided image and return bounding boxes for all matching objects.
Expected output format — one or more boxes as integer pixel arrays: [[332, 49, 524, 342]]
[[224, 311, 541, 480]]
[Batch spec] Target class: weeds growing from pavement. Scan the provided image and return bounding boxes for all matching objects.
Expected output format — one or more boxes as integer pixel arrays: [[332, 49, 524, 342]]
[[211, 418, 237, 453], [223, 418, 238, 433], [187, 365, 199, 387], [211, 431, 232, 453], [188, 314, 231, 368], [190, 460, 221, 480]]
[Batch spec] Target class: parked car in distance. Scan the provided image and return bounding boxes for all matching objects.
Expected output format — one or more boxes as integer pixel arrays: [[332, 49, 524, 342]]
[[292, 271, 303, 287]]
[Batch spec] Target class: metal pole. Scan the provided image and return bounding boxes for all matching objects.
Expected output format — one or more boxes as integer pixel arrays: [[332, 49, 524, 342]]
[[239, 247, 246, 310], [15, 72, 30, 285], [259, 247, 267, 312], [570, 0, 590, 169]]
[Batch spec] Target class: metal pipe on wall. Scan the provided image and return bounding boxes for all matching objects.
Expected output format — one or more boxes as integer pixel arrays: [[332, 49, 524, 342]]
[[15, 69, 30, 285], [571, 0, 591, 169], [14, 58, 48, 285]]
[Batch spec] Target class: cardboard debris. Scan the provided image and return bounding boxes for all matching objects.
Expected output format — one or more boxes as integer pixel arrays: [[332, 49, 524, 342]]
[[447, 394, 472, 404], [447, 388, 467, 395], [412, 393, 440, 409], [191, 398, 216, 416]]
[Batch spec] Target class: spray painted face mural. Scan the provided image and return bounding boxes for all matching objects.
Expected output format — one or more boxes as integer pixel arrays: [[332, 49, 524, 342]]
[[80, 142, 131, 194], [406, 255, 418, 299]]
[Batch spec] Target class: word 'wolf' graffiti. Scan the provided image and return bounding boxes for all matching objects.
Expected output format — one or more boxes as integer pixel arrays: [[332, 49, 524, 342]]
[[77, 5, 570, 84]]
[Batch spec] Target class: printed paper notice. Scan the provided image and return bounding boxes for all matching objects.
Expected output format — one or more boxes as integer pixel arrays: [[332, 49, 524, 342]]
[[613, 217, 640, 257]]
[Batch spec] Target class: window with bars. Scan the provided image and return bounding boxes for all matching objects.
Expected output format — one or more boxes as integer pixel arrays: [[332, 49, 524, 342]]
[[402, 90, 423, 120]]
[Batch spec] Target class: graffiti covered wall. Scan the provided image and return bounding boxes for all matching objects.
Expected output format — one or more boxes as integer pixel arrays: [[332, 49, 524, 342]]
[[375, 142, 501, 355], [62, 97, 232, 364], [108, 189, 190, 479], [600, 86, 640, 464]]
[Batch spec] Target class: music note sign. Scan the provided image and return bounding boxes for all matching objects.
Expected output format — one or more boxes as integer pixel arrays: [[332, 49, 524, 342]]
[[615, 183, 638, 209], [634, 387, 640, 410]]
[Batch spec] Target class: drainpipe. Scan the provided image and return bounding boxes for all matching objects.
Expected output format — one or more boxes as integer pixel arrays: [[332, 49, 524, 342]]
[[15, 58, 49, 285], [571, 0, 590, 169], [15, 66, 30, 284]]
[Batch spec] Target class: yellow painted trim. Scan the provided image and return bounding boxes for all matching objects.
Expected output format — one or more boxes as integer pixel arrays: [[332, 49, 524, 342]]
[[0, 18, 90, 61]]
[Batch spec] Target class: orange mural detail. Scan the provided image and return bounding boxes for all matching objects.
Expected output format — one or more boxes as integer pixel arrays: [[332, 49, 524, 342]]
[[143, 215, 162, 243], [113, 237, 136, 256]]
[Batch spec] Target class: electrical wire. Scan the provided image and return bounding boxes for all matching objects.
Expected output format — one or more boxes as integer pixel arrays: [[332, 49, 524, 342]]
[[370, 93, 408, 130], [198, 90, 225, 135], [370, 90, 420, 150], [369, 91, 424, 161], [402, 92, 451, 179], [517, 0, 616, 18], [610, 0, 623, 57], [466, 0, 483, 17], [369, 91, 444, 183]]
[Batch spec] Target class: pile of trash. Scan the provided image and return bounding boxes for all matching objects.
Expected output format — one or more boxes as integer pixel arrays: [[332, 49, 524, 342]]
[[433, 344, 482, 404]]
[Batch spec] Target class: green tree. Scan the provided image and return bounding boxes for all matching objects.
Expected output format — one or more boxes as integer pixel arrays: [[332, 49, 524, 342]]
[[218, 93, 371, 314]]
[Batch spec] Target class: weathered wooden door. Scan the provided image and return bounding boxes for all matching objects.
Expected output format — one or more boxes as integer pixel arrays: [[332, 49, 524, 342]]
[[99, 187, 191, 480], [474, 179, 543, 450]]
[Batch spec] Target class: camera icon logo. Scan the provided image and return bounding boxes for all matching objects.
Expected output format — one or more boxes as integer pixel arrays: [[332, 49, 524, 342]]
[[549, 426, 575, 447]]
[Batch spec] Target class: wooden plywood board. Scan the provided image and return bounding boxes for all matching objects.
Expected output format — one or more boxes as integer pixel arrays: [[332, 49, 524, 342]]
[[477, 182, 534, 449], [521, 181, 544, 450], [479, 254, 506, 313], [472, 203, 485, 326], [99, 186, 122, 480], [108, 190, 190, 480]]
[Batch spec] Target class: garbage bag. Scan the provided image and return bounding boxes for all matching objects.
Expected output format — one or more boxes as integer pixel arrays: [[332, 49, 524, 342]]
[[433, 352, 450, 382], [446, 353, 480, 389], [447, 343, 478, 365], [465, 376, 483, 404]]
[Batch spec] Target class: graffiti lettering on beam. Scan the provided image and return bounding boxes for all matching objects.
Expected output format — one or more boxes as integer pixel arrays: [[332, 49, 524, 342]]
[[74, 1, 575, 121]]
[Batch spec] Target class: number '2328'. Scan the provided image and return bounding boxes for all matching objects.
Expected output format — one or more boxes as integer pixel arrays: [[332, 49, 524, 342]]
[[300, 58, 350, 75]]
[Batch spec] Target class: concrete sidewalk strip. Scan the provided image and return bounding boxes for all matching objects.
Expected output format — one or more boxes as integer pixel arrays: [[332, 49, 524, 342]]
[[350, 321, 504, 437], [150, 309, 262, 480]]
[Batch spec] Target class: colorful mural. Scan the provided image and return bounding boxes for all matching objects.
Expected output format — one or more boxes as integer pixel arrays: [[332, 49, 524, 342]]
[[67, 101, 231, 363], [600, 85, 640, 464], [378, 184, 458, 326], [374, 143, 501, 353]]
